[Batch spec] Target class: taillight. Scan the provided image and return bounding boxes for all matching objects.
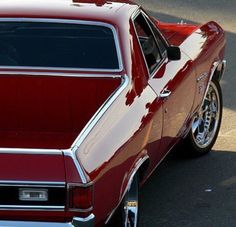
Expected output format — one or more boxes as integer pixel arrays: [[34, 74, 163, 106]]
[[68, 184, 93, 211]]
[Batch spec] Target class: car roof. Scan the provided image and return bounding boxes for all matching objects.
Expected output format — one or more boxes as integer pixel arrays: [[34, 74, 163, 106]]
[[0, 0, 139, 26]]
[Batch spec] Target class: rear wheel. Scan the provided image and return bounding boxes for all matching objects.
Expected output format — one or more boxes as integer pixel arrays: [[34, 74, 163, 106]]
[[107, 174, 140, 227], [122, 174, 139, 227], [182, 79, 222, 157]]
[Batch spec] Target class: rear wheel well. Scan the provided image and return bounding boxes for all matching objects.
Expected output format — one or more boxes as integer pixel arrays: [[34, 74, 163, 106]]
[[212, 60, 225, 82], [137, 159, 150, 184]]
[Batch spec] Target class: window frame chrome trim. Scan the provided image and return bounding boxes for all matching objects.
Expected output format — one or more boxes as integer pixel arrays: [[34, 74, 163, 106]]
[[131, 9, 168, 79], [141, 10, 170, 48], [0, 18, 123, 72]]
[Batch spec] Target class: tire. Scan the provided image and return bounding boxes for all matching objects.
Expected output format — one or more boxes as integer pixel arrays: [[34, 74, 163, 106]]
[[181, 79, 223, 157], [107, 174, 140, 227]]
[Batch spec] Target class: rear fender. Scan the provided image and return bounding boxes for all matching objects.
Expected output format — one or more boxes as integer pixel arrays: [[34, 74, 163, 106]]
[[105, 153, 150, 224], [213, 60, 226, 82]]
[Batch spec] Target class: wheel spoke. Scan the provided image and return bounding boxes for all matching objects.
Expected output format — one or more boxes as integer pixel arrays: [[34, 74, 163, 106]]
[[210, 101, 217, 112], [201, 105, 209, 114], [192, 118, 201, 133], [196, 132, 205, 145], [191, 82, 220, 149]]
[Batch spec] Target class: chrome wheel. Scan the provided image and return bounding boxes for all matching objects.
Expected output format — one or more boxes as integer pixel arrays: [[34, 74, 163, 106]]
[[191, 81, 220, 149], [123, 175, 139, 227]]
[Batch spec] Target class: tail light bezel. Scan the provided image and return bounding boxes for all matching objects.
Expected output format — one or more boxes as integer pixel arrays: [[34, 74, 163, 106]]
[[67, 183, 94, 213]]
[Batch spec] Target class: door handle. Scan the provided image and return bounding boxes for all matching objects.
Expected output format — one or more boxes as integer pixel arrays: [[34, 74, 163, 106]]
[[160, 89, 171, 98]]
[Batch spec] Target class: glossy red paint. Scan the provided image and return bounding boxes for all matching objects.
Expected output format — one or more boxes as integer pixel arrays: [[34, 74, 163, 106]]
[[0, 74, 120, 149], [0, 0, 226, 226], [77, 9, 225, 227], [0, 0, 138, 32], [0, 153, 65, 181], [0, 210, 66, 222], [158, 21, 198, 46]]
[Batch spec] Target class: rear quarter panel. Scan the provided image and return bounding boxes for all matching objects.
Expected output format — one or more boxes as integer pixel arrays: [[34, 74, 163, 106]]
[[76, 17, 162, 225], [77, 82, 159, 225]]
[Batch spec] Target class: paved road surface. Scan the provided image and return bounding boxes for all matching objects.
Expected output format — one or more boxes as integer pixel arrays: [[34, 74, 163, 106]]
[[135, 1, 236, 226]]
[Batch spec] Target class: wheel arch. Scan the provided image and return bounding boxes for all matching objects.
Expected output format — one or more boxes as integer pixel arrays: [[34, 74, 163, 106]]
[[212, 59, 226, 82], [137, 157, 150, 185], [124, 154, 150, 198], [105, 154, 150, 225], [198, 59, 225, 110]]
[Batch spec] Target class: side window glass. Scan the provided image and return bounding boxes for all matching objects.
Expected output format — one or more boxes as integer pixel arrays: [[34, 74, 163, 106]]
[[134, 14, 161, 74], [147, 19, 167, 56]]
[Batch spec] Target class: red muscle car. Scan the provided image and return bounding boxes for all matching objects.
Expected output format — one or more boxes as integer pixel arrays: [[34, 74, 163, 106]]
[[0, 0, 226, 226]]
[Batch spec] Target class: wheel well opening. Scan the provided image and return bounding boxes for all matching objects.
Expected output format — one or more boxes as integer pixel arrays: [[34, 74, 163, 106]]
[[213, 61, 225, 82], [138, 159, 150, 184]]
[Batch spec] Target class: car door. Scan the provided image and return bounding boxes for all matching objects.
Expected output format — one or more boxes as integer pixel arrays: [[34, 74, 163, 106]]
[[133, 11, 196, 155]]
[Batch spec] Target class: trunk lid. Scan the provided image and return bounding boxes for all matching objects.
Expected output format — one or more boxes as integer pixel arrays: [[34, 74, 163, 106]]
[[0, 150, 67, 221]]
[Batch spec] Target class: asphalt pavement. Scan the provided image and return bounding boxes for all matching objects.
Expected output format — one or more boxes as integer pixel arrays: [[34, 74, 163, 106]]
[[135, 0, 236, 226]]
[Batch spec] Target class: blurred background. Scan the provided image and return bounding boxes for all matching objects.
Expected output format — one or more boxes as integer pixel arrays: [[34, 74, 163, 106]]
[[136, 1, 236, 226]]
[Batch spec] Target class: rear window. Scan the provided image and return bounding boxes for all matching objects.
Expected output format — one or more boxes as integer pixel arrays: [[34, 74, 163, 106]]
[[0, 22, 119, 69]]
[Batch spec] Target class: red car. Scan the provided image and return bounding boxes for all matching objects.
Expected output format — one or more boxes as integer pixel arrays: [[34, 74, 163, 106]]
[[0, 0, 226, 226]]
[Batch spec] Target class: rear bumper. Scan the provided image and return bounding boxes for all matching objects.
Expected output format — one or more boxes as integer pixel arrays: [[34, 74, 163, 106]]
[[0, 214, 95, 227]]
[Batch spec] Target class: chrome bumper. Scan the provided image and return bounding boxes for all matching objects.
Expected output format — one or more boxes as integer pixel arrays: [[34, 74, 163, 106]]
[[0, 214, 95, 227]]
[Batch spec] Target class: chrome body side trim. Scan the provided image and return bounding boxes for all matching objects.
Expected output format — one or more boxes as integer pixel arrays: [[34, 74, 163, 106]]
[[0, 221, 74, 227], [0, 148, 62, 155], [0, 181, 66, 211], [0, 205, 64, 211], [0, 214, 95, 227], [64, 74, 129, 184], [72, 214, 95, 227], [0, 71, 122, 78], [0, 180, 65, 187], [105, 154, 149, 224], [197, 72, 208, 82], [64, 147, 88, 184], [68, 207, 93, 213], [0, 18, 123, 72]]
